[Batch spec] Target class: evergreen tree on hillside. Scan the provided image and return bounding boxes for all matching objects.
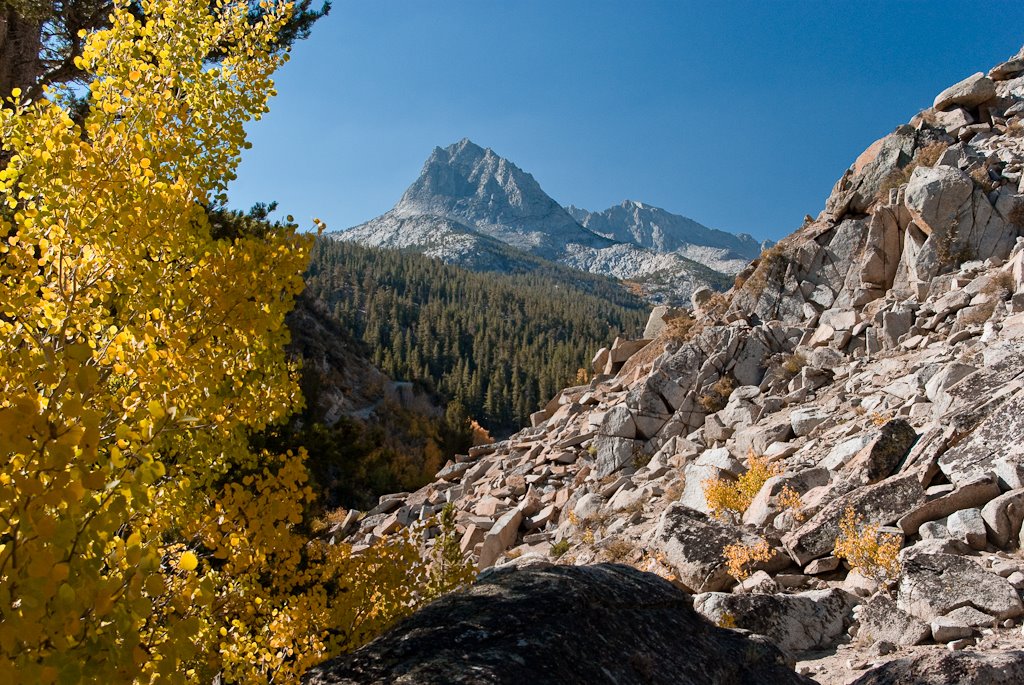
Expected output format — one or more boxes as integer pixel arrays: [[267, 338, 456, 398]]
[[305, 238, 649, 434]]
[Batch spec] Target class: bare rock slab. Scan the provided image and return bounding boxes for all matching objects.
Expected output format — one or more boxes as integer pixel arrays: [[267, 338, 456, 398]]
[[938, 389, 1024, 487], [302, 564, 814, 685], [897, 552, 1024, 621], [693, 589, 859, 654], [854, 594, 930, 646]]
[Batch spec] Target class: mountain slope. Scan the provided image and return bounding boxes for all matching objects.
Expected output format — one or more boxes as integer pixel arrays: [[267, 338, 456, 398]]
[[338, 139, 754, 304]]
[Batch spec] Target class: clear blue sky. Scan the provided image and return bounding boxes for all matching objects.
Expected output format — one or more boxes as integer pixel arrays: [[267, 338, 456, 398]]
[[229, 1, 1024, 241]]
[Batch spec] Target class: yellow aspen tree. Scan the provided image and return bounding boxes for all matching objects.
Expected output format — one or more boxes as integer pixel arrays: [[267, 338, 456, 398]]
[[0, 1, 473, 683]]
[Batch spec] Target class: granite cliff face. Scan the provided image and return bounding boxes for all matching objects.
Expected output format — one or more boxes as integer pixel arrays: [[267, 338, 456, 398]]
[[337, 139, 744, 303], [317, 46, 1024, 685]]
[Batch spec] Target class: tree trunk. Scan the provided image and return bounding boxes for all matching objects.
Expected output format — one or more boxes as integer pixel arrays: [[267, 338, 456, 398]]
[[0, 9, 44, 100]]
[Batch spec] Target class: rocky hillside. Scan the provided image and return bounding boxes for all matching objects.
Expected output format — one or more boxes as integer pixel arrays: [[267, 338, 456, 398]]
[[320, 47, 1024, 684], [336, 139, 741, 304]]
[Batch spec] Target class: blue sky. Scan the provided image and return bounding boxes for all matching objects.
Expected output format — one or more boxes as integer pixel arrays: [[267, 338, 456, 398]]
[[229, 1, 1024, 241]]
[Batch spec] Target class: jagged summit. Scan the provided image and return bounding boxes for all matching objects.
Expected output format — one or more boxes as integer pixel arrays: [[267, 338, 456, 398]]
[[383, 138, 612, 258], [337, 141, 757, 304]]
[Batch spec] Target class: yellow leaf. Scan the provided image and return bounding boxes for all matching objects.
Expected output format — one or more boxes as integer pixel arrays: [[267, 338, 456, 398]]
[[177, 551, 198, 572]]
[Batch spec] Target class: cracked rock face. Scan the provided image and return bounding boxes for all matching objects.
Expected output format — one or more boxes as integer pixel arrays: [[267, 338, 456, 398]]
[[692, 589, 859, 654], [301, 563, 813, 685]]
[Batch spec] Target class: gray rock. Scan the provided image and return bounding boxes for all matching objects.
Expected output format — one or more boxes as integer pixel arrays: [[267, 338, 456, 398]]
[[599, 405, 636, 439], [919, 521, 950, 540], [593, 435, 636, 478], [930, 615, 974, 642], [652, 503, 783, 593], [898, 475, 1001, 536], [849, 650, 1024, 685], [932, 107, 975, 135], [696, 447, 745, 476], [302, 564, 814, 685], [924, 362, 977, 403], [679, 462, 726, 514], [784, 474, 925, 566], [803, 556, 840, 575], [939, 389, 1024, 487], [933, 72, 997, 110], [944, 605, 996, 628], [991, 52, 1024, 81], [897, 552, 1024, 621], [573, 493, 608, 520], [479, 508, 524, 569], [744, 468, 830, 528], [980, 488, 1024, 548], [691, 286, 714, 310], [643, 305, 684, 339], [733, 421, 793, 457], [791, 407, 830, 437], [693, 589, 859, 654], [854, 594, 931, 646], [840, 419, 918, 486], [904, 166, 974, 238], [946, 507, 988, 550]]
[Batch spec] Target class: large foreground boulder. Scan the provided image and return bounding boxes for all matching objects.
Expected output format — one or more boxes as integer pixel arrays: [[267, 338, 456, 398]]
[[850, 650, 1024, 685], [302, 563, 812, 685]]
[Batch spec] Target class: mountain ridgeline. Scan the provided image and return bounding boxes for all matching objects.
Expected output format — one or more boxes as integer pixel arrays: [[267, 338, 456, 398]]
[[304, 238, 649, 434], [337, 138, 761, 304]]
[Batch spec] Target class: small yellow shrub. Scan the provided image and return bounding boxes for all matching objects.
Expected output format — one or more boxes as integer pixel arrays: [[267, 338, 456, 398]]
[[833, 507, 902, 586], [723, 539, 775, 581], [870, 411, 891, 427], [717, 612, 738, 629], [777, 485, 805, 522], [780, 352, 806, 379], [703, 454, 782, 521], [550, 539, 571, 559], [698, 375, 736, 413]]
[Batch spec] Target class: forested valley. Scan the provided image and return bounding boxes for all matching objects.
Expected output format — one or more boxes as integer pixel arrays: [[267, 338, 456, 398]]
[[304, 238, 650, 434]]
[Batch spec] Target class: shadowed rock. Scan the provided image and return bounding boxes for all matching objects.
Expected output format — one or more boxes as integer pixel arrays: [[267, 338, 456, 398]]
[[302, 563, 813, 685]]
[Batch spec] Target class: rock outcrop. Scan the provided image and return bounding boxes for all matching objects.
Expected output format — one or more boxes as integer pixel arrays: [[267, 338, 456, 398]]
[[302, 563, 812, 685]]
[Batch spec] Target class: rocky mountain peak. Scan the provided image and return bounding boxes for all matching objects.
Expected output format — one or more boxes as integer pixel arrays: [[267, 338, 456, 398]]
[[339, 142, 756, 304], [391, 139, 607, 256]]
